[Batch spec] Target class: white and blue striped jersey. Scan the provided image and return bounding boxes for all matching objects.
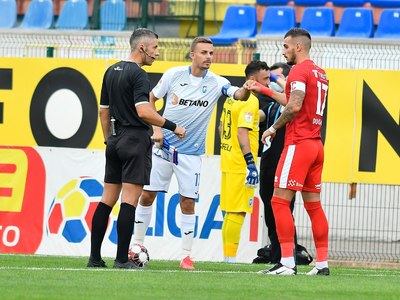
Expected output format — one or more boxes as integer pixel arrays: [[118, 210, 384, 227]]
[[153, 66, 239, 155]]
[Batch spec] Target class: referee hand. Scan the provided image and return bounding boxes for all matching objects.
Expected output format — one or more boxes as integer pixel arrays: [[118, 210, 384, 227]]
[[174, 125, 186, 140]]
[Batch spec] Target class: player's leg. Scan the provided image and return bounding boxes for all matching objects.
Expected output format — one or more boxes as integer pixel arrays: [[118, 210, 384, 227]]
[[303, 140, 329, 276], [259, 143, 311, 275], [179, 195, 196, 269], [303, 192, 329, 275], [132, 191, 157, 245], [265, 187, 297, 274], [222, 212, 245, 262], [133, 154, 173, 245], [174, 154, 201, 270], [221, 172, 253, 262]]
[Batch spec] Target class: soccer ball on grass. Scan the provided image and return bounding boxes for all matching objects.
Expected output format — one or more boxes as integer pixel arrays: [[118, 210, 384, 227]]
[[128, 243, 150, 268]]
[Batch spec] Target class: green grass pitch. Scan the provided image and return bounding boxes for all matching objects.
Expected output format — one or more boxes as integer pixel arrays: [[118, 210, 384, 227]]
[[1, 254, 399, 299]]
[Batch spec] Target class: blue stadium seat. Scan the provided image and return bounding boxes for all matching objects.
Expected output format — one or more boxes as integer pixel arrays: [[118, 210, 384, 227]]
[[331, 0, 366, 6], [294, 0, 328, 6], [256, 0, 290, 5], [100, 0, 126, 31], [336, 8, 374, 38], [370, 0, 400, 7], [300, 7, 335, 37], [209, 6, 257, 46], [56, 0, 88, 30], [0, 0, 17, 28], [375, 9, 400, 39], [20, 0, 53, 29], [259, 6, 296, 36]]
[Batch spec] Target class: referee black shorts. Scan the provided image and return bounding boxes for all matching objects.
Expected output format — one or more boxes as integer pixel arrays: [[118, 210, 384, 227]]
[[104, 126, 152, 185]]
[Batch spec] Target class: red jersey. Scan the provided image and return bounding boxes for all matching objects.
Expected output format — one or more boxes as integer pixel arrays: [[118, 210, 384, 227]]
[[284, 59, 328, 144]]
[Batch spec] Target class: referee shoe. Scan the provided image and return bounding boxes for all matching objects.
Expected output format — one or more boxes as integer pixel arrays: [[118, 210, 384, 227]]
[[87, 257, 107, 268], [113, 259, 139, 270]]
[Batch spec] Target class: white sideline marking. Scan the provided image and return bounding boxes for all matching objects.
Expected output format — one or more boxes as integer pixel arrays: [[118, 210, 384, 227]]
[[0, 266, 398, 277], [0, 266, 247, 273]]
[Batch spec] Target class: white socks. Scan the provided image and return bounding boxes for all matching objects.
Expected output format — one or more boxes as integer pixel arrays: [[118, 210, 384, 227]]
[[281, 257, 296, 268], [133, 204, 153, 245], [180, 213, 196, 258], [316, 261, 329, 269], [224, 256, 236, 263]]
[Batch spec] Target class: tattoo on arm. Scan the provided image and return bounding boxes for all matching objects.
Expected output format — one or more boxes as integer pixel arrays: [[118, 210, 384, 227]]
[[274, 90, 305, 129]]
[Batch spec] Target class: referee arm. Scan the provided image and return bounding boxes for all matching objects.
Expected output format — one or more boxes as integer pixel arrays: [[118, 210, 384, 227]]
[[99, 107, 110, 144], [136, 101, 186, 140]]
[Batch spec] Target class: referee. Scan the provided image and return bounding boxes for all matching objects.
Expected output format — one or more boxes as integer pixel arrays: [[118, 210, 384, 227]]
[[88, 28, 186, 269]]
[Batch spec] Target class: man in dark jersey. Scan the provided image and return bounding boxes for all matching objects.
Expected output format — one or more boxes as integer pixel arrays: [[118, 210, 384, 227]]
[[87, 28, 186, 269]]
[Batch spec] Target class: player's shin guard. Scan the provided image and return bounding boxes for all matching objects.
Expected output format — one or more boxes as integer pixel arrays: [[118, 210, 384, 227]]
[[116, 203, 136, 263], [304, 201, 329, 263], [133, 203, 153, 245], [181, 213, 196, 257], [222, 212, 245, 258], [271, 197, 295, 266], [90, 202, 112, 261]]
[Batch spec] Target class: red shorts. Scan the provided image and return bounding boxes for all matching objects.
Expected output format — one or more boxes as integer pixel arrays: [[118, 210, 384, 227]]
[[274, 139, 324, 192]]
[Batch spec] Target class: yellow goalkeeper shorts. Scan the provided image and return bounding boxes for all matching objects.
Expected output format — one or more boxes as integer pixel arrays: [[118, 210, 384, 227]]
[[220, 172, 255, 213]]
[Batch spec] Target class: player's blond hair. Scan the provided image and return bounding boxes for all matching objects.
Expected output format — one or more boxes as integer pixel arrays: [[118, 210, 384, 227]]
[[190, 37, 213, 52]]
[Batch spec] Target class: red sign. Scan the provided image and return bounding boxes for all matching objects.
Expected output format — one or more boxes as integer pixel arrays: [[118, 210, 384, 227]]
[[0, 146, 46, 253]]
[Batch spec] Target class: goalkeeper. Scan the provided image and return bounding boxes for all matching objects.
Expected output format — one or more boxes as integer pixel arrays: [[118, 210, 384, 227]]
[[218, 60, 264, 262]]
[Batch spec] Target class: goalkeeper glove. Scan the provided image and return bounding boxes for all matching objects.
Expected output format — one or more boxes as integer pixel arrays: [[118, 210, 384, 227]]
[[244, 153, 259, 188]]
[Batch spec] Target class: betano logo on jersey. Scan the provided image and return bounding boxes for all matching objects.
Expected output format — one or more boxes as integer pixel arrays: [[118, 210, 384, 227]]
[[178, 99, 209, 107], [171, 93, 210, 107]]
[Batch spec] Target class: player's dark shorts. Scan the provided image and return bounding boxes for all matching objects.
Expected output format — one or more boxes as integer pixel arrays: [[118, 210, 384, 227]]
[[104, 126, 152, 185]]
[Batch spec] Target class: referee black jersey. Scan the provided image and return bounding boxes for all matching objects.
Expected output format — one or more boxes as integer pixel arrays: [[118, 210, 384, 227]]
[[100, 61, 151, 130]]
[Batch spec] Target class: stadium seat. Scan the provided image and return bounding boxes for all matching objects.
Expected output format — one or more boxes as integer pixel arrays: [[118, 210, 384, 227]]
[[370, 0, 400, 7], [0, 0, 17, 28], [100, 0, 126, 31], [20, 0, 53, 29], [331, 0, 367, 6], [336, 8, 374, 38], [259, 6, 296, 36], [209, 6, 257, 46], [256, 0, 291, 5], [56, 0, 88, 30], [300, 7, 335, 37], [294, 0, 328, 6], [375, 9, 400, 39]]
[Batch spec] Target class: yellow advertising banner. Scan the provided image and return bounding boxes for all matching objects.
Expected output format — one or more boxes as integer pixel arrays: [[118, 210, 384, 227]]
[[0, 58, 398, 185], [0, 58, 106, 149], [351, 70, 400, 185]]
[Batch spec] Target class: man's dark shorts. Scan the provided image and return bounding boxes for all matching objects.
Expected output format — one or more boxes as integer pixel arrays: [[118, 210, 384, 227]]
[[104, 126, 152, 185]]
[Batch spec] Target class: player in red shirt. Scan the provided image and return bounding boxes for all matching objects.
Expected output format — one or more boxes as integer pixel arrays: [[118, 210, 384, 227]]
[[254, 28, 329, 275]]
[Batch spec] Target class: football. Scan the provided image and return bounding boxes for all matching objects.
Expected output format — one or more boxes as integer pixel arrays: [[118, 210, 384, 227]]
[[128, 243, 150, 268]]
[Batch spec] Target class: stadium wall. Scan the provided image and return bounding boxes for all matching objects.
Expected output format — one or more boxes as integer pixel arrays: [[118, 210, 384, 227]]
[[0, 31, 399, 262]]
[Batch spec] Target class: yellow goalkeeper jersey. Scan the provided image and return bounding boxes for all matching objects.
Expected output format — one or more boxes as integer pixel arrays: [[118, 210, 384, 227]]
[[220, 94, 259, 173]]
